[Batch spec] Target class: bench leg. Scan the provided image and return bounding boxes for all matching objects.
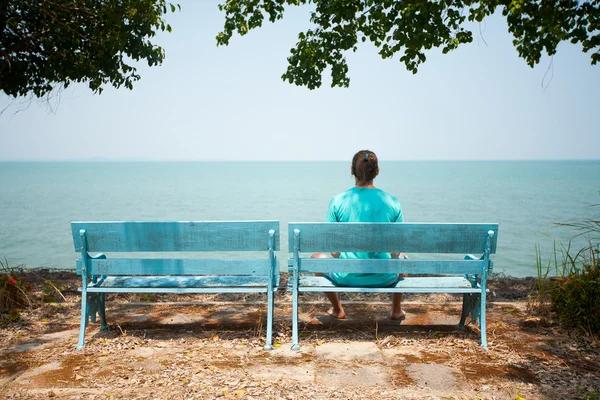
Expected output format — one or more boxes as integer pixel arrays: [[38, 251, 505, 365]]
[[87, 292, 108, 329], [264, 290, 274, 350], [291, 287, 300, 351], [480, 291, 488, 349], [458, 293, 487, 349], [98, 293, 108, 331], [458, 294, 469, 331], [77, 291, 88, 350], [458, 294, 482, 328]]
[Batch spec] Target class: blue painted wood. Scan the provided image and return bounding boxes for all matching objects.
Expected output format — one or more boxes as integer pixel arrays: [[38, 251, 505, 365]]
[[294, 276, 483, 291], [84, 287, 271, 293], [265, 229, 276, 350], [77, 230, 90, 350], [291, 228, 300, 351], [289, 258, 487, 275], [288, 223, 498, 350], [90, 275, 275, 289], [73, 221, 280, 350], [288, 223, 498, 253], [76, 258, 276, 276], [479, 230, 493, 348], [72, 221, 280, 252], [289, 277, 483, 293]]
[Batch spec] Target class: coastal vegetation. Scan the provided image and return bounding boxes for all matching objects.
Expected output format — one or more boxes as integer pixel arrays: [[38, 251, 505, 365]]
[[530, 208, 600, 338], [0, 257, 30, 322], [0, 258, 65, 323], [217, 0, 600, 89]]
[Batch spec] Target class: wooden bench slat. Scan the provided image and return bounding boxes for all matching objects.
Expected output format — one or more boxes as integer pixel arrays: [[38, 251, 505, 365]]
[[85, 275, 276, 292], [72, 221, 280, 252], [290, 276, 483, 293], [85, 287, 271, 294], [290, 258, 488, 275], [77, 258, 277, 276], [288, 222, 498, 253], [73, 220, 279, 350], [288, 222, 497, 350]]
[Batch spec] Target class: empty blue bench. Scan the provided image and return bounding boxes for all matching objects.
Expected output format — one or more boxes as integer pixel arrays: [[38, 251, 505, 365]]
[[72, 221, 280, 350], [288, 222, 498, 349]]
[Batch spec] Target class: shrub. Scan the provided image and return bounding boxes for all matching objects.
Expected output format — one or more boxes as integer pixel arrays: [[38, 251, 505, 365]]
[[531, 205, 600, 338], [0, 257, 32, 321], [549, 247, 599, 336], [42, 279, 66, 303]]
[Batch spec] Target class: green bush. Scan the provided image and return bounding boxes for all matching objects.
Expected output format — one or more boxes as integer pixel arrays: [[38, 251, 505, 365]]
[[549, 249, 599, 336], [0, 257, 32, 321], [531, 205, 600, 337]]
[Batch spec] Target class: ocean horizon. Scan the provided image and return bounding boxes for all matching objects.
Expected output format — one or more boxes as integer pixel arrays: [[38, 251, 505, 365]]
[[1, 160, 598, 277]]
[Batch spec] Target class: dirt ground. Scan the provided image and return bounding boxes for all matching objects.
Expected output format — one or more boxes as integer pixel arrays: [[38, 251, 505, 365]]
[[0, 271, 599, 400]]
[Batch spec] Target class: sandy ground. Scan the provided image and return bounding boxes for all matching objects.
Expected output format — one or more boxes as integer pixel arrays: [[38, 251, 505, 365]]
[[0, 272, 599, 399]]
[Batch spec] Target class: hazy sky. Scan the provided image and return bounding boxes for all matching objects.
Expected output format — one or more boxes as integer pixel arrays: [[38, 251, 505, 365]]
[[0, 2, 598, 161]]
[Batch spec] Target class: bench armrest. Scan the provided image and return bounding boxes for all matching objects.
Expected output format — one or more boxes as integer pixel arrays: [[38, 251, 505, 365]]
[[464, 254, 493, 274]]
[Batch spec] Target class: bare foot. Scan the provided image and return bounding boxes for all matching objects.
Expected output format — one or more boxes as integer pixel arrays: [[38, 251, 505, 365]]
[[327, 307, 346, 319], [390, 309, 406, 321]]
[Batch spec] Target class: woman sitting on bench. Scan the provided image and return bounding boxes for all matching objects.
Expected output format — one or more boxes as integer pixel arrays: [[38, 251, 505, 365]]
[[313, 149, 407, 320]]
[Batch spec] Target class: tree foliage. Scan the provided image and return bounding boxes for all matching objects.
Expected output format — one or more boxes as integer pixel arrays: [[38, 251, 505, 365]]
[[0, 0, 179, 98], [217, 0, 600, 89]]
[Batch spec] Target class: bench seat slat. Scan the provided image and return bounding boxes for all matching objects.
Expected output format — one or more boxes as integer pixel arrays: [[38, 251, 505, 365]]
[[83, 287, 271, 293], [290, 276, 483, 293], [291, 258, 488, 275], [88, 275, 276, 289], [77, 258, 276, 276]]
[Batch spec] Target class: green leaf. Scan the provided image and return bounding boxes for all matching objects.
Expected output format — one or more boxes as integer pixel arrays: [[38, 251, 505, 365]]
[[1, 0, 179, 98]]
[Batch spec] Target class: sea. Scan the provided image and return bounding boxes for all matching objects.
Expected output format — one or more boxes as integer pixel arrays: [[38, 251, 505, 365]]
[[0, 161, 598, 278]]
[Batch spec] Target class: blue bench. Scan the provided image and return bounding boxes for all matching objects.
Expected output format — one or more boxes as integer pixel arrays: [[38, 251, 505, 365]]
[[72, 221, 280, 350], [288, 222, 498, 350]]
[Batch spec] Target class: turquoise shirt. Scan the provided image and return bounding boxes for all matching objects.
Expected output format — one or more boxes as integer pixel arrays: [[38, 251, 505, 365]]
[[325, 187, 403, 287]]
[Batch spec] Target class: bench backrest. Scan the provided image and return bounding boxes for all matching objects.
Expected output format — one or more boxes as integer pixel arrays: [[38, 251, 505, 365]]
[[72, 221, 280, 276], [288, 222, 498, 275]]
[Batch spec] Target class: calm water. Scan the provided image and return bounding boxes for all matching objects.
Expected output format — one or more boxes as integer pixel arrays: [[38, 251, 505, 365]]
[[0, 161, 598, 277]]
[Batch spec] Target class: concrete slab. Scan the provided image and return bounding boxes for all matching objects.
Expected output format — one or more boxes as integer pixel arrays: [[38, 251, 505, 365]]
[[9, 329, 79, 353], [122, 314, 152, 322], [247, 364, 315, 383], [126, 346, 158, 358], [405, 363, 459, 391], [381, 348, 424, 364], [316, 342, 382, 362], [158, 314, 195, 324], [126, 345, 186, 358], [317, 364, 391, 388], [13, 362, 61, 385], [269, 344, 315, 359]]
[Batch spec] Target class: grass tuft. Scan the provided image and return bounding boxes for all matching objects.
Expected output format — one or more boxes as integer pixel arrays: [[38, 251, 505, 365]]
[[529, 204, 600, 338], [0, 257, 32, 321]]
